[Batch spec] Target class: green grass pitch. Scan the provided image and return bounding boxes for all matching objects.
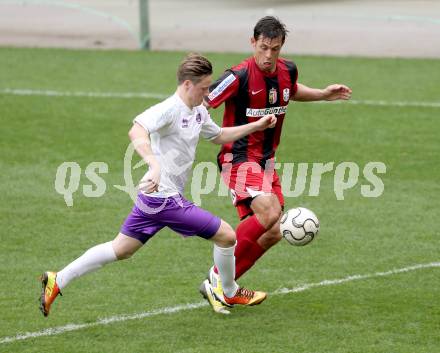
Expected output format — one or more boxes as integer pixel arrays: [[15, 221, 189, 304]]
[[0, 47, 439, 353]]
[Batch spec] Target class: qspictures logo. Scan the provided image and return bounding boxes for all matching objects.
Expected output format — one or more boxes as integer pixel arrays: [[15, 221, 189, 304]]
[[54, 141, 386, 211]]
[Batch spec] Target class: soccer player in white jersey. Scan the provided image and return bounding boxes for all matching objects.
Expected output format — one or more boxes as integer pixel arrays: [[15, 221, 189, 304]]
[[40, 54, 277, 316]]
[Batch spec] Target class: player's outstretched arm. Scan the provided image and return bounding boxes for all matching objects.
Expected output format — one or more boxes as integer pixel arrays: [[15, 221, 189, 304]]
[[211, 114, 276, 145], [293, 83, 352, 102], [128, 123, 160, 193]]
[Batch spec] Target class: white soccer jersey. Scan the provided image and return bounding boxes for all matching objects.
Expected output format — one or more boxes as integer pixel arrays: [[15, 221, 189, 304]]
[[134, 93, 221, 197]]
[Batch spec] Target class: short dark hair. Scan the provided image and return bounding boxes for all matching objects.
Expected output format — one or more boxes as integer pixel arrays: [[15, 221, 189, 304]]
[[253, 16, 288, 44], [177, 53, 212, 84]]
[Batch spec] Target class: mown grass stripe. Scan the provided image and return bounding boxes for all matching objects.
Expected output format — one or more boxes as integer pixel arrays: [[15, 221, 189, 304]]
[[1, 261, 438, 345]]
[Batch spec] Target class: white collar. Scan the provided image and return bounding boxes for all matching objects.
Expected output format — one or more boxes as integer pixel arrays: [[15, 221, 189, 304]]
[[174, 92, 194, 114]]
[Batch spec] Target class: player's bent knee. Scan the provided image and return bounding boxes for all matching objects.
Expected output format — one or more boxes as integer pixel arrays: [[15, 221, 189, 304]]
[[211, 220, 236, 248], [114, 245, 137, 260], [222, 233, 236, 248], [113, 233, 143, 260], [255, 207, 282, 229], [251, 194, 282, 228], [120, 243, 142, 259]]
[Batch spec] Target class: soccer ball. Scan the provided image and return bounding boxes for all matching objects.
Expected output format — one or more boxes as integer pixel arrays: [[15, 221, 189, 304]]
[[280, 207, 320, 246]]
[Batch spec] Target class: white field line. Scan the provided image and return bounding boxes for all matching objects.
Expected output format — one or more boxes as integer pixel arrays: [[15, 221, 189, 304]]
[[0, 88, 168, 100], [341, 99, 440, 108], [1, 88, 440, 108], [1, 261, 439, 345]]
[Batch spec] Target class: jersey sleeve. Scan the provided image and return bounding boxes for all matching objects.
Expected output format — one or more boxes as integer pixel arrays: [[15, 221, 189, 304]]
[[284, 60, 299, 98], [133, 102, 173, 133], [199, 107, 222, 140], [205, 70, 240, 108]]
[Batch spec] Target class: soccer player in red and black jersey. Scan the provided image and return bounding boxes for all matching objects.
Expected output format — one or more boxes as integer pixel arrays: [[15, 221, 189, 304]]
[[200, 16, 352, 313]]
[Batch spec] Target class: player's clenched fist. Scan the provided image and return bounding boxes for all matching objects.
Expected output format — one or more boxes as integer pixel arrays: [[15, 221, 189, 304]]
[[256, 114, 277, 130]]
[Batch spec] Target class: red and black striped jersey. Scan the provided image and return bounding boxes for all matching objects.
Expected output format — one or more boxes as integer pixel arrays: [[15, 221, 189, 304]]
[[206, 56, 298, 168]]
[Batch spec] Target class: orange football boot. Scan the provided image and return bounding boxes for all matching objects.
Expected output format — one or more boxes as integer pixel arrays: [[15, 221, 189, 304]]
[[223, 287, 267, 306], [39, 271, 61, 317]]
